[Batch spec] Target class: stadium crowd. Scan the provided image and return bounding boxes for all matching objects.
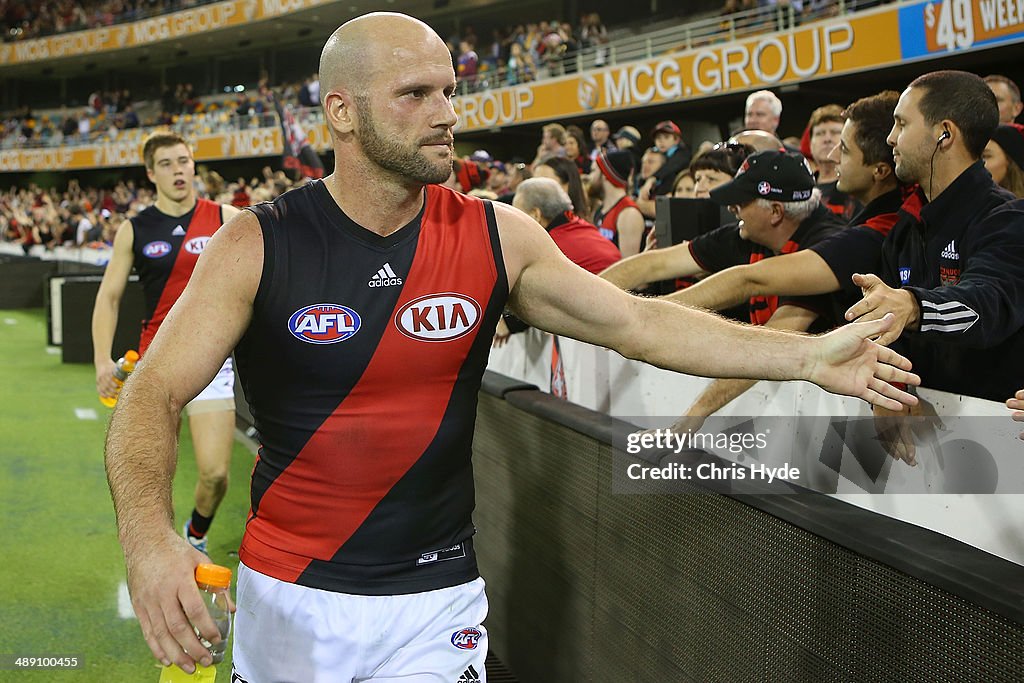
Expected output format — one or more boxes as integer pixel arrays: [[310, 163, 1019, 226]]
[[3, 0, 903, 148], [1, 15, 1022, 419], [1, 0, 222, 41], [1, 165, 303, 254]]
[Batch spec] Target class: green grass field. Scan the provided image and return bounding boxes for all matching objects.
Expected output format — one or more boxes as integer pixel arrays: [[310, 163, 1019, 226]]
[[0, 309, 255, 682]]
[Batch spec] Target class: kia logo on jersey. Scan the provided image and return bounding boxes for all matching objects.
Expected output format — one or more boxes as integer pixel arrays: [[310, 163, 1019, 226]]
[[450, 627, 482, 650], [288, 304, 361, 344], [184, 236, 211, 255], [142, 241, 172, 258], [395, 293, 481, 342]]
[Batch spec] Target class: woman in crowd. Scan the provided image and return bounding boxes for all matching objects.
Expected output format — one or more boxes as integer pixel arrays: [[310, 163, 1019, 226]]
[[689, 142, 752, 198], [534, 156, 592, 220], [564, 125, 592, 175], [671, 170, 695, 198], [983, 123, 1024, 198]]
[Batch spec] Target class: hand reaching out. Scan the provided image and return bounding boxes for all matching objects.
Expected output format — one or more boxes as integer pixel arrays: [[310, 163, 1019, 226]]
[[844, 273, 920, 345], [1008, 389, 1024, 440], [806, 313, 920, 410]]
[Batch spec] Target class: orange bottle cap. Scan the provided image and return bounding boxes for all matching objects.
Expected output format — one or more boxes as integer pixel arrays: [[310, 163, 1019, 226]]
[[195, 563, 232, 588], [125, 350, 140, 361]]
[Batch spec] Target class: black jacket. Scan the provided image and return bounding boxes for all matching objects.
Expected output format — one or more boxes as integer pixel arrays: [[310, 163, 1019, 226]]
[[880, 162, 1024, 401]]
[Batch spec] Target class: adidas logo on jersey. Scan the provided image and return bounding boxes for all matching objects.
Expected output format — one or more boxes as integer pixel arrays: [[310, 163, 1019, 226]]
[[172, 225, 186, 236], [369, 262, 403, 288], [457, 665, 481, 683], [940, 240, 959, 260]]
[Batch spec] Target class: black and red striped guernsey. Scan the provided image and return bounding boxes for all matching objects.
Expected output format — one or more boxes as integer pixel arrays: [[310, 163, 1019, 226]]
[[235, 181, 508, 595], [130, 198, 224, 355]]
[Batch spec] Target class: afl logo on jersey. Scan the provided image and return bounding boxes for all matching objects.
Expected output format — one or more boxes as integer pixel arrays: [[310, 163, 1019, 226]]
[[142, 241, 172, 258], [451, 627, 482, 650], [183, 236, 210, 255], [288, 303, 361, 344], [395, 293, 480, 342]]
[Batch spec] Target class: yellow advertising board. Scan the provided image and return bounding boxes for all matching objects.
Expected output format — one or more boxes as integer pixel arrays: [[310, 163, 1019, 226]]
[[454, 11, 900, 132], [0, 124, 339, 173], [4, 1, 1024, 172], [0, 0, 331, 66]]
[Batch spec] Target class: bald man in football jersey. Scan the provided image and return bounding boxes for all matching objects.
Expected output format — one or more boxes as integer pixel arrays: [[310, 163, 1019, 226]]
[[105, 14, 920, 681], [92, 132, 241, 556]]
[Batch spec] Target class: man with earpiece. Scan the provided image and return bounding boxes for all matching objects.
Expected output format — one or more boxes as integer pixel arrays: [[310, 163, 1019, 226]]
[[845, 70, 1024, 403]]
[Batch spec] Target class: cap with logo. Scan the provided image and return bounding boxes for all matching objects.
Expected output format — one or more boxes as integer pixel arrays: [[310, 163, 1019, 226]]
[[709, 150, 815, 206], [595, 149, 634, 188], [651, 120, 681, 137]]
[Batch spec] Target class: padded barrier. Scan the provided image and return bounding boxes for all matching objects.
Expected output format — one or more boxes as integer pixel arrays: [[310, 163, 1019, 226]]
[[0, 255, 106, 309], [0, 255, 57, 308], [480, 371, 537, 398], [472, 379, 1024, 682], [55, 275, 144, 363]]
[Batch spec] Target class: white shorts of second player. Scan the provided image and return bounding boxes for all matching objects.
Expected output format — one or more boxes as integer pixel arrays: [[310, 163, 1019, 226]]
[[231, 562, 488, 683], [184, 357, 235, 415]]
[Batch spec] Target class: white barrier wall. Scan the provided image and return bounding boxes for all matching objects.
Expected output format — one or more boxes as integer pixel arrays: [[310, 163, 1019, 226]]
[[1, 241, 111, 266], [488, 328, 1024, 566]]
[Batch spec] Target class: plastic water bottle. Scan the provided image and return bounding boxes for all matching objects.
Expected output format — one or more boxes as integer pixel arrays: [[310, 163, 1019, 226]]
[[157, 563, 231, 682], [194, 563, 232, 664], [99, 350, 139, 407]]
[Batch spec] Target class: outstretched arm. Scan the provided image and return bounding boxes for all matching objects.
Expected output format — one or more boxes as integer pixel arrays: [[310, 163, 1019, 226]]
[[682, 305, 819, 422], [599, 240, 705, 290], [105, 210, 262, 674], [495, 202, 919, 408], [666, 249, 840, 311]]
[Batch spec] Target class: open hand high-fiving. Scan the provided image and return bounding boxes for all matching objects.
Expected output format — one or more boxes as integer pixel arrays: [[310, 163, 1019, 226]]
[[806, 313, 920, 411]]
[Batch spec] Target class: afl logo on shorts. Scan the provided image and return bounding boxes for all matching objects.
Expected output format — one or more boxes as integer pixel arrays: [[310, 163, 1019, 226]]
[[451, 627, 482, 650], [184, 236, 210, 255], [142, 241, 172, 258], [395, 293, 480, 342], [288, 303, 361, 344]]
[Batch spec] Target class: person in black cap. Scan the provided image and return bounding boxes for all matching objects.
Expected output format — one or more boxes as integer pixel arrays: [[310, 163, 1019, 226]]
[[602, 150, 844, 321], [589, 149, 646, 257], [604, 149, 848, 427], [655, 91, 905, 323], [983, 123, 1024, 197], [636, 120, 692, 218]]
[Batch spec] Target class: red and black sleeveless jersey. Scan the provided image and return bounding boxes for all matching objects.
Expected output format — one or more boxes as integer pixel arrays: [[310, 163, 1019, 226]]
[[130, 198, 224, 355], [593, 195, 642, 251], [235, 182, 508, 595]]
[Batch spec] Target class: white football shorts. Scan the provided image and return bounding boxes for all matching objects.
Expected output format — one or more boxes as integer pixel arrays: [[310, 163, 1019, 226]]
[[230, 562, 488, 683]]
